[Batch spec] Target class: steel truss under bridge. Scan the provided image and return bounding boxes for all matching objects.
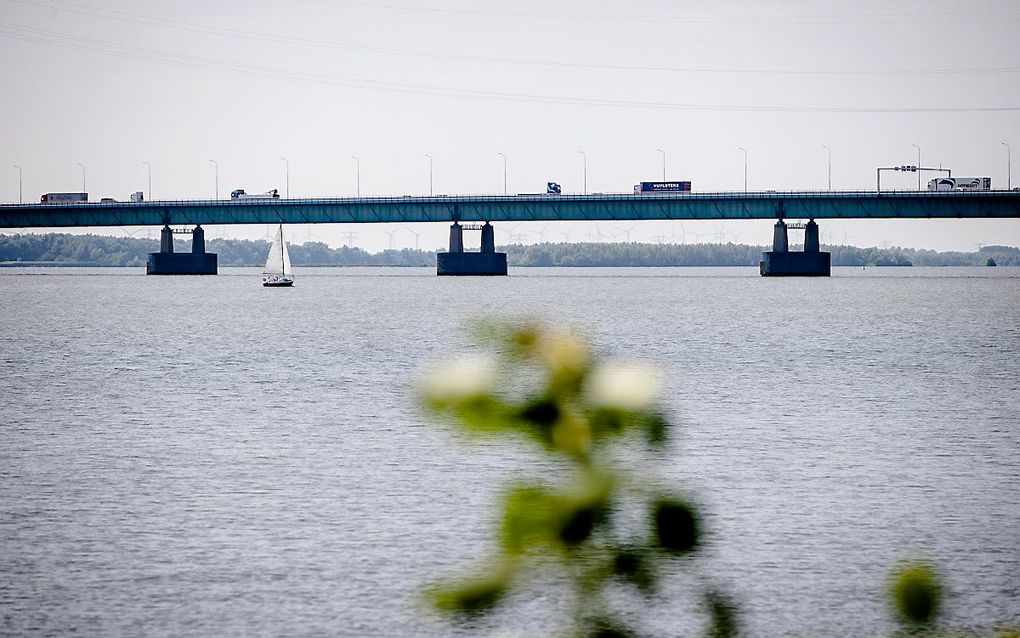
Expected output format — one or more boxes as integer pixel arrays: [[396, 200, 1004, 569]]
[[2, 190, 1018, 228]]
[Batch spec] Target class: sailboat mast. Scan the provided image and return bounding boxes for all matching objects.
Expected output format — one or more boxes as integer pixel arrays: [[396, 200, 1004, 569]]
[[279, 224, 285, 275]]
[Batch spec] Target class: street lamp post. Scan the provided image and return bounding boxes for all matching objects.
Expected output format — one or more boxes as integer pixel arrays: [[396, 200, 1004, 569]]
[[208, 159, 218, 199], [141, 161, 151, 201], [351, 156, 360, 197], [1003, 142, 1012, 190], [822, 145, 831, 191], [911, 144, 921, 189], [424, 154, 433, 196], [497, 152, 507, 195], [76, 163, 86, 197], [13, 164, 22, 204], [280, 157, 289, 198], [738, 147, 747, 192], [577, 150, 587, 194], [657, 148, 666, 181]]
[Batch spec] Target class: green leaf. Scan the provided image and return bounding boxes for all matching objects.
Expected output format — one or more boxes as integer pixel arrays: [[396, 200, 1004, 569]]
[[519, 398, 561, 428], [590, 408, 627, 437], [583, 615, 637, 638], [642, 412, 670, 448], [501, 486, 560, 554], [558, 505, 597, 546], [705, 590, 739, 638], [501, 477, 614, 555], [889, 560, 942, 626], [611, 546, 657, 594], [652, 498, 700, 554], [429, 567, 513, 616]]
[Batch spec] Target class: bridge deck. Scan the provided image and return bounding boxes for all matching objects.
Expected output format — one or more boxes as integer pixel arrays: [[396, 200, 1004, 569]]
[[1, 190, 1018, 228]]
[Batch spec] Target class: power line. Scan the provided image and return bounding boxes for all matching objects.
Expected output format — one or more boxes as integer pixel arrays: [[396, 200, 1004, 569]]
[[11, 0, 1020, 76], [1, 22, 1017, 113], [298, 1, 1020, 25]]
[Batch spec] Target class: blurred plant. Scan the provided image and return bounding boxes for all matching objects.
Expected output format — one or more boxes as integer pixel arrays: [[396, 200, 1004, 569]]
[[418, 322, 734, 637], [889, 559, 943, 629], [418, 322, 1017, 637], [885, 558, 1019, 637]]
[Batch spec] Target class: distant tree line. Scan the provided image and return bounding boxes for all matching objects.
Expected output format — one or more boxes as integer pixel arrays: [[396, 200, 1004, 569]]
[[506, 242, 1020, 267], [0, 234, 433, 267], [1, 233, 1017, 267]]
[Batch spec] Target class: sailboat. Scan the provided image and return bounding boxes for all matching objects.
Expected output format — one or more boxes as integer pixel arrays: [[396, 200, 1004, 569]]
[[262, 223, 294, 287]]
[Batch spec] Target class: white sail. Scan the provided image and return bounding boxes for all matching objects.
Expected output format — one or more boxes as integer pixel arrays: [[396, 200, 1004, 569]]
[[263, 224, 291, 275], [281, 228, 292, 275]]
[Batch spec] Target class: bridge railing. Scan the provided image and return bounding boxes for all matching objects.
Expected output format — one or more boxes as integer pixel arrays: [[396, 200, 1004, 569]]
[[3, 188, 1018, 209]]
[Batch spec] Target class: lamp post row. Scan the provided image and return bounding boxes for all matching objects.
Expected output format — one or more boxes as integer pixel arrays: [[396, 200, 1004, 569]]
[[1004, 142, 1012, 190], [10, 145, 1015, 203], [737, 147, 747, 192], [13, 164, 22, 204], [208, 159, 217, 199], [497, 152, 507, 195], [141, 161, 151, 201], [822, 146, 831, 191], [912, 144, 922, 190]]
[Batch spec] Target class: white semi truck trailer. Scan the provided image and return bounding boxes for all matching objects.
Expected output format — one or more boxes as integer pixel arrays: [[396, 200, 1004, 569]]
[[927, 177, 992, 191]]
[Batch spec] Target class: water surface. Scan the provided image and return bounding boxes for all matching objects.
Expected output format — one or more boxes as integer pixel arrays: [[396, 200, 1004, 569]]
[[1, 266, 1018, 636]]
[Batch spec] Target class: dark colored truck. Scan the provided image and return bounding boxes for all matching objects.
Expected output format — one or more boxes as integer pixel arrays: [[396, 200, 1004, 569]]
[[633, 181, 691, 194]]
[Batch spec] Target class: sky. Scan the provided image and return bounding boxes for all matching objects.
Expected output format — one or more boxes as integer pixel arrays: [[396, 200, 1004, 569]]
[[1, 0, 1018, 252]]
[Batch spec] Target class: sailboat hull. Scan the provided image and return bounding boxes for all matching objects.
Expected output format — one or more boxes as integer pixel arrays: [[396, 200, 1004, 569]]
[[262, 275, 294, 287]]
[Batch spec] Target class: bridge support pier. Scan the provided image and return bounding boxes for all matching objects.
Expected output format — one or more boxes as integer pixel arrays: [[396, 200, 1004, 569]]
[[146, 224, 218, 275], [437, 221, 507, 276], [760, 218, 830, 277]]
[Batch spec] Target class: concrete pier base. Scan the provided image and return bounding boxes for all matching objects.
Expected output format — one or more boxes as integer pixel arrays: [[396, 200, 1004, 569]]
[[437, 221, 507, 276], [146, 252, 218, 275], [759, 218, 830, 277], [146, 224, 217, 275], [437, 251, 507, 276], [759, 251, 830, 276]]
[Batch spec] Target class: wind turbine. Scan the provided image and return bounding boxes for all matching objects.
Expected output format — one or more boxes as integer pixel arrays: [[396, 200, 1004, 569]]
[[381, 227, 401, 250], [616, 223, 637, 242], [672, 221, 687, 244], [713, 224, 728, 243], [714, 223, 742, 244], [686, 224, 706, 244], [833, 222, 852, 246], [501, 223, 522, 244], [116, 226, 149, 238], [402, 225, 425, 250]]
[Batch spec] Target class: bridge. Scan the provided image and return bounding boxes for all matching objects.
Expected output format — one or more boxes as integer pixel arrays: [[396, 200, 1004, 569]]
[[2, 190, 1018, 277], [2, 190, 1018, 228]]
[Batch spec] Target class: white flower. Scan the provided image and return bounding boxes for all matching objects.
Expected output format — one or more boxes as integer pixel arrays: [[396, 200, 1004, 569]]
[[586, 361, 663, 411], [420, 354, 496, 403], [538, 330, 588, 376]]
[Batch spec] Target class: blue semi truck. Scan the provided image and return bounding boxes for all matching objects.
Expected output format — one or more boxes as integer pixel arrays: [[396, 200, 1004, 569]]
[[633, 181, 692, 194]]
